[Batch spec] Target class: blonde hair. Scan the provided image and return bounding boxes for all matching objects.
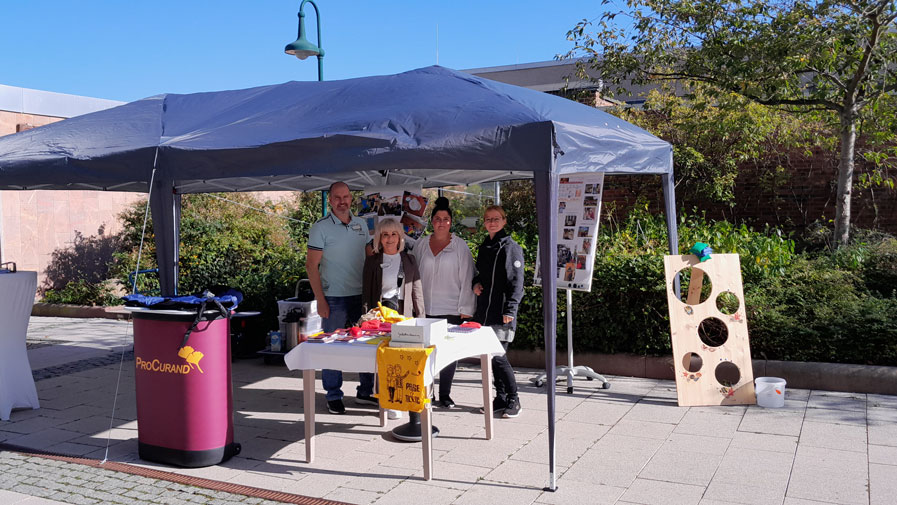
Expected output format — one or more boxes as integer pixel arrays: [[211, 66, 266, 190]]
[[372, 218, 405, 253], [483, 205, 507, 220]]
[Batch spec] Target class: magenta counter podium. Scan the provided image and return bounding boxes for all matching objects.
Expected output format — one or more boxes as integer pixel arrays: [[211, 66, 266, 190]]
[[130, 309, 240, 467]]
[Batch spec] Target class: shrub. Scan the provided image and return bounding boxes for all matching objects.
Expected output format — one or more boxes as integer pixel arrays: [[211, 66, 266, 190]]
[[748, 255, 897, 365], [115, 193, 312, 325], [42, 279, 120, 306], [862, 238, 897, 298], [512, 207, 796, 354], [39, 228, 125, 306], [510, 207, 897, 366], [100, 185, 895, 366]]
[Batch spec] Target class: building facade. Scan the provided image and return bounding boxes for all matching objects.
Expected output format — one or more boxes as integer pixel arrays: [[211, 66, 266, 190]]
[[0, 84, 140, 291]]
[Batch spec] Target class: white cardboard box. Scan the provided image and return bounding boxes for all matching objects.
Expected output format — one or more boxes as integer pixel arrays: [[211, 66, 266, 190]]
[[390, 318, 447, 347], [279, 315, 322, 337], [277, 299, 317, 320]]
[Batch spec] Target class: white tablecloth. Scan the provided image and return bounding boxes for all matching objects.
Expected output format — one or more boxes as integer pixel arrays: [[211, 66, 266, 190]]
[[0, 271, 40, 420], [284, 326, 505, 384]]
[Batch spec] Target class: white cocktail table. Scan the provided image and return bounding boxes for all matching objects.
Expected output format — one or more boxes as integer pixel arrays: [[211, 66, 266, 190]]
[[0, 271, 40, 420]]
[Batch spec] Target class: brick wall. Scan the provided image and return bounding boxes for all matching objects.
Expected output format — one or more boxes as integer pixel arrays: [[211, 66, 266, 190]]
[[730, 147, 897, 233], [552, 90, 897, 235], [600, 146, 897, 235]]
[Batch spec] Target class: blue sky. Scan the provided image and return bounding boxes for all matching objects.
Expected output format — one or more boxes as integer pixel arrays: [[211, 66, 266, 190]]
[[0, 1, 605, 102]]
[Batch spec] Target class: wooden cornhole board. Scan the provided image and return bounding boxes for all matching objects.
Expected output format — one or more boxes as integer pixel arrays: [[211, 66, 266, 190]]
[[664, 253, 756, 406]]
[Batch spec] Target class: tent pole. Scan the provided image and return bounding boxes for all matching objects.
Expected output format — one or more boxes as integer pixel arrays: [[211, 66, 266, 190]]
[[534, 169, 558, 491], [661, 167, 680, 297], [149, 177, 181, 296]]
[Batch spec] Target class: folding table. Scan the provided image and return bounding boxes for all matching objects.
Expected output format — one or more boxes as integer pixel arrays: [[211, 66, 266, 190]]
[[284, 326, 505, 479]]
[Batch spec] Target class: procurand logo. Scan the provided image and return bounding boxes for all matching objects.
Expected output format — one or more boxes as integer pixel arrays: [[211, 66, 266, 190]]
[[136, 345, 205, 375], [177, 346, 205, 373]]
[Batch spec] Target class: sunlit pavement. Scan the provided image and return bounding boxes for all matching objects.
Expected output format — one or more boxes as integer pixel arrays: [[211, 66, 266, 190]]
[[2, 316, 895, 505]]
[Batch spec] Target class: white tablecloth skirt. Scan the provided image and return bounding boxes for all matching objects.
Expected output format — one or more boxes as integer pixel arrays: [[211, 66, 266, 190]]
[[0, 271, 40, 420]]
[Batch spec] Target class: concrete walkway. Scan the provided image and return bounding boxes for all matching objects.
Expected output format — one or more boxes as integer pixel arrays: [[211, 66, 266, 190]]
[[1, 316, 895, 505]]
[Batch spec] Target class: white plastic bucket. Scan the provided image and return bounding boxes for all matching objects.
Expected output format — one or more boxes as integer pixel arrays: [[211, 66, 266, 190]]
[[754, 377, 787, 408]]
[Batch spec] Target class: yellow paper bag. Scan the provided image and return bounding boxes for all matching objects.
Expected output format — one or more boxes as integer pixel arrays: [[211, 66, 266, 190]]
[[376, 344, 433, 412]]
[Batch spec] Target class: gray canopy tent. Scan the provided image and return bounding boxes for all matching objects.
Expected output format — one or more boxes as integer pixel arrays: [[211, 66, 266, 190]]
[[0, 65, 676, 488]]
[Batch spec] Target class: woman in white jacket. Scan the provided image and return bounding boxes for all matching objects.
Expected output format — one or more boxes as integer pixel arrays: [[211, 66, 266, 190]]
[[412, 196, 475, 408]]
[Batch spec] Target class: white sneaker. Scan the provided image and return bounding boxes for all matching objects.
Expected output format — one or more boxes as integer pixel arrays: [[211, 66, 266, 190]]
[[387, 409, 403, 420]]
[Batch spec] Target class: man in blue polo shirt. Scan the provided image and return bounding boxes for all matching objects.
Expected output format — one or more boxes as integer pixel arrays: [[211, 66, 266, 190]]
[[306, 181, 376, 414]]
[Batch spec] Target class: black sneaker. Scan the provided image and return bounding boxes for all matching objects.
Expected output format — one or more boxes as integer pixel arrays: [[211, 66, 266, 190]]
[[438, 395, 456, 408], [355, 394, 378, 406], [480, 396, 507, 415], [327, 399, 346, 414], [503, 396, 521, 418]]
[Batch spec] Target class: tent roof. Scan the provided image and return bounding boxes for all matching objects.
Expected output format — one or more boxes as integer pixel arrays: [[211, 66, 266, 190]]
[[0, 66, 671, 193]]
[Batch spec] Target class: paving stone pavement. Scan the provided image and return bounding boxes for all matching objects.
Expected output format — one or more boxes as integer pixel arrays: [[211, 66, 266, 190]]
[[0, 451, 285, 505], [1, 316, 895, 505]]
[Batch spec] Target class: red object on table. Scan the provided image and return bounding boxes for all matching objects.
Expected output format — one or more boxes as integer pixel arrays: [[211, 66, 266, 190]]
[[349, 326, 363, 337], [460, 322, 481, 329], [360, 320, 381, 330], [359, 320, 393, 331]]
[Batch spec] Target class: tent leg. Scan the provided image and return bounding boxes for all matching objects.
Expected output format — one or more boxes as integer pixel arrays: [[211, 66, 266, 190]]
[[662, 170, 680, 298], [149, 178, 180, 296], [534, 170, 558, 492]]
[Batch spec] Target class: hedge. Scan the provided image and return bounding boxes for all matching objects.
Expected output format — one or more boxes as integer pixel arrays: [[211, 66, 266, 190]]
[[40, 192, 897, 366], [509, 208, 897, 366]]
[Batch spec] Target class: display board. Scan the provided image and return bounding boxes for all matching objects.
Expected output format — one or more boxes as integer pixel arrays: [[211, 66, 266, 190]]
[[535, 173, 605, 292], [362, 185, 429, 246]]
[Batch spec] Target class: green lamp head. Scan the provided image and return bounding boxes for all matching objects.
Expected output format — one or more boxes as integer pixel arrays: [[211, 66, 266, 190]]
[[285, 10, 323, 59]]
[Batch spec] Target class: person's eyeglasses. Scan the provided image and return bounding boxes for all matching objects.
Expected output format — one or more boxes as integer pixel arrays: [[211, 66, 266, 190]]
[[483, 218, 504, 223], [433, 218, 451, 224]]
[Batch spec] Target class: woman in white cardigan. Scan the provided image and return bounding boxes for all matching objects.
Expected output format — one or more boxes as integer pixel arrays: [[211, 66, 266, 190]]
[[412, 197, 476, 408]]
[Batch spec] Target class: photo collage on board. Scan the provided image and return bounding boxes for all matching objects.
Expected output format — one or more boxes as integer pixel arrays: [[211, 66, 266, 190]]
[[554, 176, 604, 289], [362, 187, 429, 245]]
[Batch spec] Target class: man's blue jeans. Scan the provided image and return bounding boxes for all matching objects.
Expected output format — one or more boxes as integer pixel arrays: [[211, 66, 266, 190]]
[[321, 295, 374, 401]]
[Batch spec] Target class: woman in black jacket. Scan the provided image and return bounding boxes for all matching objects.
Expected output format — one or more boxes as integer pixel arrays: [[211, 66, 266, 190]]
[[472, 205, 525, 418]]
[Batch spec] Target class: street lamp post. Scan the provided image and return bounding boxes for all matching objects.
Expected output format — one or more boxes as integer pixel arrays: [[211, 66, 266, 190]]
[[285, 0, 326, 214], [283, 0, 434, 444], [284, 0, 324, 81]]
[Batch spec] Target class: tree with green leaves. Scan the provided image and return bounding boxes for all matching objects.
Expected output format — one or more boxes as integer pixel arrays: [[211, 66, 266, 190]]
[[611, 83, 829, 209], [115, 193, 308, 311], [568, 0, 896, 245]]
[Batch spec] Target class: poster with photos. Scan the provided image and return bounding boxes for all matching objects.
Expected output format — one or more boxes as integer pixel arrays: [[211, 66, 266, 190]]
[[363, 185, 429, 246], [534, 173, 605, 291]]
